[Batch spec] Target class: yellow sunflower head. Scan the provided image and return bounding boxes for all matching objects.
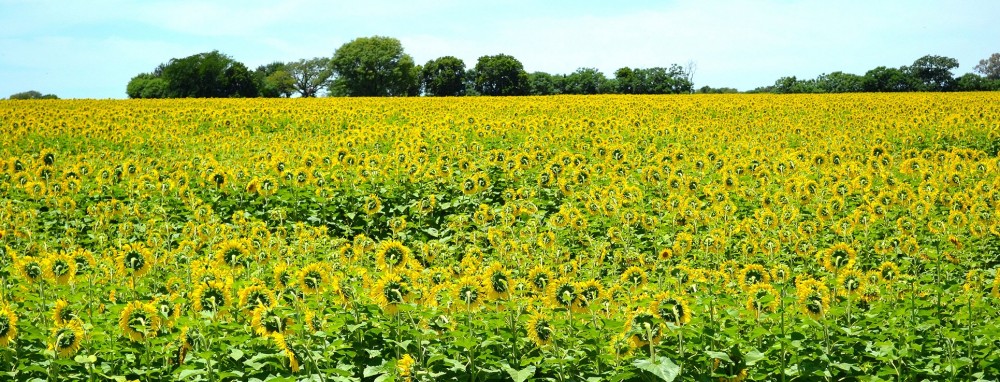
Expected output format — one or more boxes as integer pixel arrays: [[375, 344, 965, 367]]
[[49, 319, 85, 358], [119, 301, 160, 342]]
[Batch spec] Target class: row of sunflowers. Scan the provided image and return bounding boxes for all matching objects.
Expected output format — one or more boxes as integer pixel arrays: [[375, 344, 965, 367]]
[[1, 94, 999, 381]]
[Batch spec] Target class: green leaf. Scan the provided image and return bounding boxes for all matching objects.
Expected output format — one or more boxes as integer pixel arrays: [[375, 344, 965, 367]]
[[229, 348, 245, 361], [633, 356, 680, 382], [501, 364, 536, 382], [363, 364, 387, 378], [177, 369, 204, 380], [744, 350, 765, 365]]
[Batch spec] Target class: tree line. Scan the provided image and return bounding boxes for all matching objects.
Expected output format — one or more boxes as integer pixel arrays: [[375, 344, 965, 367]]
[[753, 53, 1000, 93], [125, 36, 694, 98]]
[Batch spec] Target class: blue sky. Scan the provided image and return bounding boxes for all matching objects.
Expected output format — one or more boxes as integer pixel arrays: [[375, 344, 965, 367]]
[[1, 0, 998, 99]]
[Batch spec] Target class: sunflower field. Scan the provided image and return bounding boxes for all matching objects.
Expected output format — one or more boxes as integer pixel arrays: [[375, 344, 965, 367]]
[[1, 94, 999, 381]]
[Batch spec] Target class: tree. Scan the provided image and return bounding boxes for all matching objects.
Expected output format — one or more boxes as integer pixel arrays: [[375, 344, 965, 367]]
[[159, 50, 258, 98], [974, 53, 1000, 80], [955, 73, 989, 91], [473, 54, 528, 96], [527, 72, 560, 95], [254, 62, 295, 98], [862, 66, 916, 92], [815, 71, 863, 93], [126, 73, 169, 98], [8, 90, 58, 100], [421, 56, 466, 96], [286, 58, 334, 97], [909, 55, 959, 91], [222, 62, 258, 98], [330, 36, 418, 97], [562, 68, 608, 95], [614, 67, 636, 94]]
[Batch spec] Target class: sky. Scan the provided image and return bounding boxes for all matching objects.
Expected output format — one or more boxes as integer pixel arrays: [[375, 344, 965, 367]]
[[1, 0, 998, 99]]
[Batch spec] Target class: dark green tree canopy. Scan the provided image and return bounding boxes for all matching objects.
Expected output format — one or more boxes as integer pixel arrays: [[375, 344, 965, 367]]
[[126, 51, 260, 98], [421, 56, 466, 96], [528, 72, 561, 95], [287, 57, 334, 97], [473, 54, 529, 96], [126, 73, 169, 99], [816, 71, 863, 93], [613, 66, 692, 94], [909, 55, 959, 91], [562, 68, 609, 95], [861, 66, 916, 92], [7, 90, 59, 100], [254, 62, 295, 98], [162, 50, 258, 98], [330, 36, 418, 97]]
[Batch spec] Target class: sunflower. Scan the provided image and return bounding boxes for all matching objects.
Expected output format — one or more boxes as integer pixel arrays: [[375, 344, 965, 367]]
[[271, 333, 301, 372], [878, 261, 900, 282], [796, 278, 830, 320], [363, 194, 382, 215], [624, 308, 663, 348], [620, 266, 647, 289], [375, 240, 411, 271], [177, 326, 200, 363], [119, 301, 161, 342], [273, 263, 295, 289], [238, 284, 277, 313], [397, 354, 416, 382], [49, 319, 85, 358], [116, 243, 153, 279], [836, 269, 865, 297], [652, 292, 692, 326], [821, 242, 856, 273], [454, 275, 485, 310], [154, 297, 181, 329], [526, 311, 554, 347], [574, 280, 604, 312], [215, 239, 250, 269], [298, 262, 330, 294], [483, 262, 511, 301], [251, 305, 293, 337], [547, 278, 577, 310], [71, 249, 96, 276], [745, 283, 781, 315], [16, 255, 43, 284], [0, 304, 17, 347], [192, 280, 231, 315], [52, 299, 78, 325], [43, 251, 77, 285], [736, 264, 770, 291], [527, 266, 552, 294], [373, 272, 411, 315]]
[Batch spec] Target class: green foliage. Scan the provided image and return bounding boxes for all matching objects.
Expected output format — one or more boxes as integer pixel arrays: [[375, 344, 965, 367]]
[[613, 66, 692, 94], [254, 62, 295, 98], [527, 72, 561, 96], [562, 68, 609, 95], [909, 55, 959, 91], [7, 90, 58, 100], [126, 73, 169, 99], [862, 66, 916, 92], [330, 36, 418, 97], [974, 53, 1000, 80], [286, 58, 334, 97], [421, 56, 466, 96], [128, 51, 260, 99], [473, 54, 529, 96]]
